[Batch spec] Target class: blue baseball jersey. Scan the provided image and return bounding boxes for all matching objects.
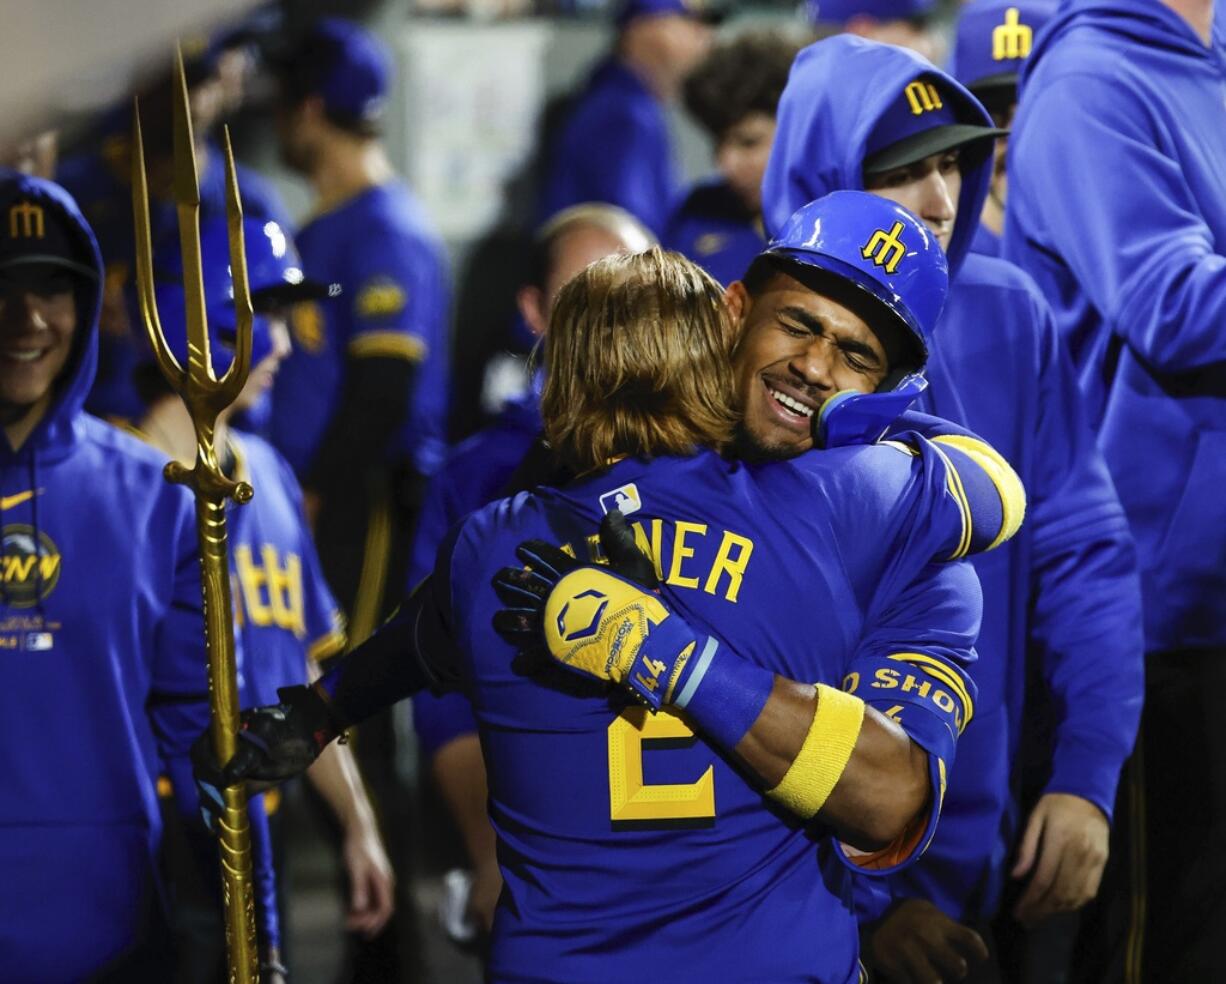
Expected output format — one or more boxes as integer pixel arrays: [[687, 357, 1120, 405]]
[[270, 182, 451, 480], [435, 440, 989, 983], [408, 392, 541, 759], [664, 178, 766, 286], [229, 431, 347, 703], [0, 176, 211, 981], [57, 136, 291, 423], [763, 35, 1142, 922], [541, 57, 678, 236]]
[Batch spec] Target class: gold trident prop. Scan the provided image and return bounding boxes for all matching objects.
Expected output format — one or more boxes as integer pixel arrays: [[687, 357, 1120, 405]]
[[132, 49, 260, 984]]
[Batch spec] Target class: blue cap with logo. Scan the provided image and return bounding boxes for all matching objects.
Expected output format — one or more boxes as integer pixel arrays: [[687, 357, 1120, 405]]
[[280, 18, 390, 125], [761, 191, 948, 446], [804, 0, 937, 25], [616, 0, 723, 28], [950, 0, 1057, 96], [862, 74, 1008, 175]]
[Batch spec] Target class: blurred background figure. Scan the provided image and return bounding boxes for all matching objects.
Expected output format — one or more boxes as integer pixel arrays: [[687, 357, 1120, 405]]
[[539, 0, 717, 235], [664, 29, 801, 285], [265, 17, 451, 982], [406, 202, 653, 950], [134, 214, 395, 984], [0, 131, 59, 180], [804, 0, 945, 63], [949, 0, 1056, 257], [57, 24, 291, 426]]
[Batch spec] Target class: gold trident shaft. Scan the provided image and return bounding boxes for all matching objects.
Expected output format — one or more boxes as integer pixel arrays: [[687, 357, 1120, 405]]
[[132, 48, 259, 984]]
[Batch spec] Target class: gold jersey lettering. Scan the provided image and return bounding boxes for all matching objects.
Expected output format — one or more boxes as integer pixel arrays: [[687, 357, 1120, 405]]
[[234, 544, 307, 637], [667, 521, 706, 590], [607, 706, 715, 822], [993, 7, 1032, 61], [702, 530, 754, 602]]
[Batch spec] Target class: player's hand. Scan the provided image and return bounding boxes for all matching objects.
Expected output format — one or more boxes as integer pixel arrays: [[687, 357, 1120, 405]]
[[492, 510, 700, 707], [192, 684, 340, 824], [866, 898, 989, 983], [1011, 792, 1109, 927], [342, 821, 397, 937], [468, 859, 503, 935]]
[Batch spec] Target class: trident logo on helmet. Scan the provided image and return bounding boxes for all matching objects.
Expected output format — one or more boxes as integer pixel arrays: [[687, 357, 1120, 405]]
[[861, 221, 908, 274]]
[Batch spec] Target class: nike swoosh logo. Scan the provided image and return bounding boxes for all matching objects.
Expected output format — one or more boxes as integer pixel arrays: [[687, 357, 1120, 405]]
[[0, 490, 41, 510]]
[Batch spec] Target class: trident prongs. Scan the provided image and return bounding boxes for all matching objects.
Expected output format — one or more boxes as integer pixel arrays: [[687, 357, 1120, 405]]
[[131, 45, 260, 984], [131, 46, 254, 504]]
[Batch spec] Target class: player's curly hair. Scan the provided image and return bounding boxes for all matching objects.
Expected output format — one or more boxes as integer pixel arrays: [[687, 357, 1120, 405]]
[[683, 30, 803, 140], [543, 248, 738, 475]]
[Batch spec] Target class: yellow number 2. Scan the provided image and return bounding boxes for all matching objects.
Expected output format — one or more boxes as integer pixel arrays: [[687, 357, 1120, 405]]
[[607, 707, 716, 822]]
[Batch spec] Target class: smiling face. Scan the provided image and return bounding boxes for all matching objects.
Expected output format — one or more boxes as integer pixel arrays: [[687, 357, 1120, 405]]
[[728, 269, 889, 460], [863, 149, 962, 252], [0, 266, 77, 414]]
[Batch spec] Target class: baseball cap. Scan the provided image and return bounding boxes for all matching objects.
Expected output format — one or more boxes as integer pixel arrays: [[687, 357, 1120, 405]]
[[616, 0, 725, 29], [862, 75, 1008, 175], [805, 0, 937, 25], [0, 195, 98, 283], [277, 18, 391, 126], [950, 0, 1057, 98]]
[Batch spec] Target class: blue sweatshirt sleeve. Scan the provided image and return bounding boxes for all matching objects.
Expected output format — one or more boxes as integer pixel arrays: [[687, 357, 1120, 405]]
[[1024, 299, 1144, 819], [1010, 75, 1226, 373]]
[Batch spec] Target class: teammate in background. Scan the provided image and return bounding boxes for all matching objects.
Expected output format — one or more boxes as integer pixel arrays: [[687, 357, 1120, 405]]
[[540, 0, 715, 236], [202, 194, 1025, 981], [805, 0, 945, 64], [0, 174, 213, 980], [134, 216, 394, 980], [267, 19, 450, 978], [56, 34, 291, 424], [269, 17, 450, 647], [407, 203, 652, 936], [663, 30, 801, 286], [948, 0, 1056, 257], [1004, 2, 1226, 978], [762, 38, 1143, 981]]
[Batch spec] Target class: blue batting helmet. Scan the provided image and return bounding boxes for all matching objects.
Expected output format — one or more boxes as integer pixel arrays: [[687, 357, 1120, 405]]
[[150, 217, 328, 375], [759, 191, 948, 446]]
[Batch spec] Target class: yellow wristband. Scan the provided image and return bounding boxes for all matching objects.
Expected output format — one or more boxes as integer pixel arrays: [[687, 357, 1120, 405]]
[[767, 683, 865, 819]]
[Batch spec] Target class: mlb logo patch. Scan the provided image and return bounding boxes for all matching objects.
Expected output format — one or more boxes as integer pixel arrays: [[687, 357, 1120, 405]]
[[599, 483, 642, 517], [25, 632, 53, 651]]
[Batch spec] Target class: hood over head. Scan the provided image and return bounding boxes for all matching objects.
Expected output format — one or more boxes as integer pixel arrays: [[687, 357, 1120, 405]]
[[1021, 0, 1225, 85], [0, 174, 101, 460], [762, 34, 996, 280]]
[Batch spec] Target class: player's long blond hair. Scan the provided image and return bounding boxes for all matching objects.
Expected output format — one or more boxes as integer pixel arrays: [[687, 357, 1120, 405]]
[[542, 247, 739, 475]]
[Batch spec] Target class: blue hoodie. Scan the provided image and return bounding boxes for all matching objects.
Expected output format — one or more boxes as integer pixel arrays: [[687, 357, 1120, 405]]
[[1005, 0, 1226, 653], [0, 175, 212, 979], [762, 36, 1143, 920]]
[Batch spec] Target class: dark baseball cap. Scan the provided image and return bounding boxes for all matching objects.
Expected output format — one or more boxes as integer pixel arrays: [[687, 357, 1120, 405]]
[[0, 196, 97, 282], [863, 76, 1008, 175], [277, 18, 391, 126], [616, 0, 725, 29]]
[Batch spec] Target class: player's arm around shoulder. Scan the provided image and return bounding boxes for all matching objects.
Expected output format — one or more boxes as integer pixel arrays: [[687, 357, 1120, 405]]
[[492, 512, 973, 856]]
